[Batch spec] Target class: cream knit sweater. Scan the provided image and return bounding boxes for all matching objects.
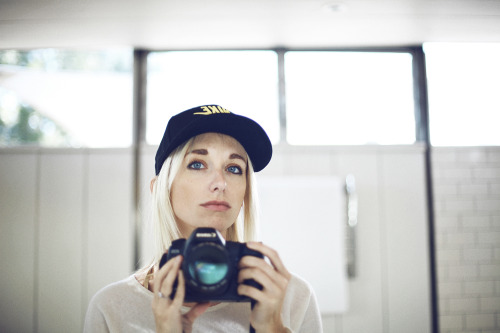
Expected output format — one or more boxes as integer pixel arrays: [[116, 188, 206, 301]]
[[84, 273, 323, 333]]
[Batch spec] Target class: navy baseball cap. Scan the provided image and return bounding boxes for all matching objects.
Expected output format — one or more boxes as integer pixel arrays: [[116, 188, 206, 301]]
[[154, 105, 272, 175]]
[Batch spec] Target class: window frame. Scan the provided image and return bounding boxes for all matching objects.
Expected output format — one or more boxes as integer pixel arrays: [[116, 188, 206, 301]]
[[134, 47, 429, 148]]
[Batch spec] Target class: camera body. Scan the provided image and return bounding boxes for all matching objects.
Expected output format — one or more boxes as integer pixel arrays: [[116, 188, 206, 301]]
[[160, 227, 263, 302]]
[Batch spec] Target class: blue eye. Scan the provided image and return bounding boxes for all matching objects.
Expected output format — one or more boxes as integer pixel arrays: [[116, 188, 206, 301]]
[[227, 165, 243, 175], [189, 161, 205, 170]]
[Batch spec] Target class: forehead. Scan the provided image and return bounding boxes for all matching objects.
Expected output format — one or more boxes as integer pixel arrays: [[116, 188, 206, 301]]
[[190, 133, 247, 156]]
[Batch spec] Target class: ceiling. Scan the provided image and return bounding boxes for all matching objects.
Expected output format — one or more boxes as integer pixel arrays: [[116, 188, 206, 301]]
[[1, 0, 500, 50]]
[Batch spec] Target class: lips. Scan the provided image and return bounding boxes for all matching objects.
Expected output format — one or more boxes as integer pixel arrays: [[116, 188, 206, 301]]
[[200, 201, 231, 211]]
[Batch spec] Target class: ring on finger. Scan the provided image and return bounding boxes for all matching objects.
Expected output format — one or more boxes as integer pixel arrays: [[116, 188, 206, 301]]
[[158, 292, 169, 299]]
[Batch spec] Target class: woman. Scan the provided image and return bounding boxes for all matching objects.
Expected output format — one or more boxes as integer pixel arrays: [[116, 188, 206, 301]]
[[84, 105, 322, 333]]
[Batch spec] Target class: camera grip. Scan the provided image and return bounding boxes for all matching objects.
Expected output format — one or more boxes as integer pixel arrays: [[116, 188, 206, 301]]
[[159, 252, 169, 269], [158, 251, 182, 300], [243, 278, 262, 290], [241, 244, 264, 260], [241, 244, 264, 293]]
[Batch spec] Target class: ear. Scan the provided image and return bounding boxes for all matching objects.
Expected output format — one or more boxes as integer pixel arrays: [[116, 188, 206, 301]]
[[150, 177, 157, 193]]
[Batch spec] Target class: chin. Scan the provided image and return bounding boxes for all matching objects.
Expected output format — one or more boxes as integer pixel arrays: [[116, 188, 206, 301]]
[[203, 223, 233, 238], [182, 219, 235, 239]]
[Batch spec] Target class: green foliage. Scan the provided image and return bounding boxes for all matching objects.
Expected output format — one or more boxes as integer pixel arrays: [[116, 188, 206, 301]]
[[0, 101, 70, 146], [8, 104, 43, 143]]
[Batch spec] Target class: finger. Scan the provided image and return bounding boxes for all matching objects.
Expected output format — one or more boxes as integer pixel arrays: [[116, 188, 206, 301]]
[[184, 302, 211, 323], [239, 255, 268, 270], [246, 242, 291, 278], [159, 257, 183, 299], [154, 256, 182, 296], [246, 242, 283, 270], [171, 270, 186, 307], [237, 282, 265, 303], [238, 266, 274, 289], [153, 255, 179, 294], [239, 256, 287, 287], [238, 266, 288, 302]]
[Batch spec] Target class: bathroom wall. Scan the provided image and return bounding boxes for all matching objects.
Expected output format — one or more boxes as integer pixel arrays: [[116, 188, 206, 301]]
[[1, 144, 432, 332], [432, 146, 500, 333]]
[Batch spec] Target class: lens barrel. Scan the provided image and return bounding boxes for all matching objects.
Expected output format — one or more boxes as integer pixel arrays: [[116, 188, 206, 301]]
[[184, 242, 231, 295]]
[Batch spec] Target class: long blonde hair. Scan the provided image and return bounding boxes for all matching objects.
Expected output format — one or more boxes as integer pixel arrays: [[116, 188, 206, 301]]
[[147, 136, 259, 267]]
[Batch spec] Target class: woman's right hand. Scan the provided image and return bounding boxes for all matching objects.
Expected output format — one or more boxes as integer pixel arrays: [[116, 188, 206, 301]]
[[152, 256, 209, 333]]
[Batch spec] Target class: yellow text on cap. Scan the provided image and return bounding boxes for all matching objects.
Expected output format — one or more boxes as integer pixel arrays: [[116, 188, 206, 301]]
[[193, 105, 231, 115]]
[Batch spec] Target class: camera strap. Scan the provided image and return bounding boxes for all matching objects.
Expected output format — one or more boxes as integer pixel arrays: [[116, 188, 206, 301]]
[[143, 266, 155, 290]]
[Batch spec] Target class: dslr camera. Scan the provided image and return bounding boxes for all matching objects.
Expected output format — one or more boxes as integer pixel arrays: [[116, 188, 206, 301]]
[[160, 227, 263, 302]]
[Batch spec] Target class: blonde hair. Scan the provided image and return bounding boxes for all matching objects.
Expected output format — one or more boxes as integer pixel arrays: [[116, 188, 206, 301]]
[[148, 136, 259, 267]]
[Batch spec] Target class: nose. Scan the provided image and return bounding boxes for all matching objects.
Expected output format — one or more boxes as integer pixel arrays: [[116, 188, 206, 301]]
[[210, 170, 227, 192]]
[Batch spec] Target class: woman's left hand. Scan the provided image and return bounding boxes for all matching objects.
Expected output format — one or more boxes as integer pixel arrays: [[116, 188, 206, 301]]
[[237, 242, 291, 333]]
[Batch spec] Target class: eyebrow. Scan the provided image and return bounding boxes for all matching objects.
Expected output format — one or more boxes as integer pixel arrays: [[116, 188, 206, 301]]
[[230, 153, 247, 163], [188, 149, 208, 156], [188, 149, 247, 163]]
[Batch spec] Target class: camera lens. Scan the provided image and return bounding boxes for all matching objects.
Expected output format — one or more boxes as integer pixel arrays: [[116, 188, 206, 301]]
[[186, 243, 230, 287], [190, 260, 227, 284]]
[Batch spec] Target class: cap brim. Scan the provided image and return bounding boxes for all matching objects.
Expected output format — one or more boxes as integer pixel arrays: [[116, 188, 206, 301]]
[[157, 112, 272, 173]]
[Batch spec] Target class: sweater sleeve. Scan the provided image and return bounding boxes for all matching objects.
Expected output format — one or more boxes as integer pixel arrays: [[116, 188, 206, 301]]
[[83, 294, 110, 333], [297, 288, 322, 332], [82, 276, 157, 333], [282, 274, 323, 333]]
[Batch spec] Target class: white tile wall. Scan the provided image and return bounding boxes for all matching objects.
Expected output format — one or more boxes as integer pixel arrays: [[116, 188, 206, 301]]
[[1, 144, 434, 332], [432, 146, 500, 333], [0, 148, 134, 333], [0, 150, 37, 333]]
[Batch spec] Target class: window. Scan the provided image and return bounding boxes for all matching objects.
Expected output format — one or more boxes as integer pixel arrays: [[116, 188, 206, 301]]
[[424, 43, 500, 146], [285, 51, 415, 145], [146, 51, 280, 145], [0, 49, 133, 147]]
